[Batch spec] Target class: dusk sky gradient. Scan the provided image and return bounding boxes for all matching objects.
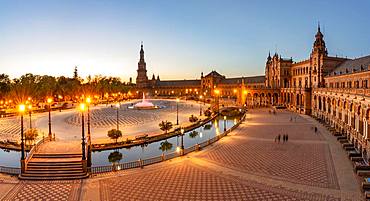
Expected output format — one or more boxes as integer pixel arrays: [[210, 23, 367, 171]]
[[0, 0, 369, 82]]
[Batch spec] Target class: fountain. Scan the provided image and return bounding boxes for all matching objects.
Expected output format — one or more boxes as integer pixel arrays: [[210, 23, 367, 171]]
[[132, 93, 157, 110]]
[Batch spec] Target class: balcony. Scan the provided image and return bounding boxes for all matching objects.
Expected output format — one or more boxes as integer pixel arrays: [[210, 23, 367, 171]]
[[314, 88, 370, 98]]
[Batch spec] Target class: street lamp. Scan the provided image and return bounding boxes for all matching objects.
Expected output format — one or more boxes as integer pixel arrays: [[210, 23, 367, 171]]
[[176, 98, 180, 125], [180, 128, 185, 155], [199, 95, 203, 116], [19, 104, 26, 161], [47, 98, 53, 139], [86, 97, 92, 168], [233, 89, 238, 104], [224, 116, 227, 131], [116, 103, 120, 130], [28, 104, 32, 129], [80, 103, 86, 161], [214, 89, 220, 113]]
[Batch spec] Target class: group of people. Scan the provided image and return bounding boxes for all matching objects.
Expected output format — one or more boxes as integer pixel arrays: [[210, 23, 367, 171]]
[[274, 134, 289, 143], [290, 116, 298, 122]]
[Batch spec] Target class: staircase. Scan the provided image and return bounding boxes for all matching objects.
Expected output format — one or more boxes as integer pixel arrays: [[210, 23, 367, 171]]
[[19, 153, 89, 180]]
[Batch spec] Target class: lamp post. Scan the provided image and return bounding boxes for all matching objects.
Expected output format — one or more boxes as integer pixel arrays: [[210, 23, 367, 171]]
[[47, 98, 53, 139], [199, 95, 203, 116], [28, 104, 32, 129], [214, 89, 220, 113], [116, 103, 120, 130], [233, 89, 238, 104], [86, 97, 92, 168], [176, 98, 180, 125], [19, 104, 26, 161], [180, 128, 184, 155], [80, 103, 86, 161], [224, 116, 227, 131]]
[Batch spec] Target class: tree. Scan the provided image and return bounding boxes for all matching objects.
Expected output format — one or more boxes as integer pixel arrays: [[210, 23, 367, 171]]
[[108, 151, 123, 163], [25, 128, 38, 146], [107, 129, 122, 143], [204, 109, 212, 118], [189, 130, 199, 143], [189, 130, 199, 139], [159, 140, 173, 153], [108, 151, 123, 170], [189, 114, 198, 123], [159, 121, 173, 134], [0, 74, 11, 99]]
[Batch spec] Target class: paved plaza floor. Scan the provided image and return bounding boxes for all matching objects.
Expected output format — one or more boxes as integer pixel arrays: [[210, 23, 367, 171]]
[[0, 99, 206, 143], [0, 108, 364, 200]]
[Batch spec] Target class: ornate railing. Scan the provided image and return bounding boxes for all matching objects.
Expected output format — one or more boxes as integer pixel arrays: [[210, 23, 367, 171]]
[[89, 112, 247, 175], [0, 166, 21, 175], [314, 87, 370, 97], [25, 136, 51, 164]]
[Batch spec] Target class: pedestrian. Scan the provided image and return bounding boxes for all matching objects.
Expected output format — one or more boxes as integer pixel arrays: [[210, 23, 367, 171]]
[[314, 127, 317, 133], [290, 117, 292, 122], [278, 134, 281, 143], [286, 134, 289, 142]]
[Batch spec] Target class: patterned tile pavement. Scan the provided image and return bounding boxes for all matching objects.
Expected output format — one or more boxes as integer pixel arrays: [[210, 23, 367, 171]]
[[1, 180, 82, 201], [98, 162, 339, 201], [198, 135, 339, 189], [0, 108, 364, 200]]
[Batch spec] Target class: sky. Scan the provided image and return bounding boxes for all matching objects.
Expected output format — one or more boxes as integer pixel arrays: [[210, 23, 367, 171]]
[[0, 0, 369, 82]]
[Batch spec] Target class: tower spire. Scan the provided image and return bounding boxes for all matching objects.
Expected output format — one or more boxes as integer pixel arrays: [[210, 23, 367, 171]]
[[140, 41, 145, 62], [318, 21, 320, 32]]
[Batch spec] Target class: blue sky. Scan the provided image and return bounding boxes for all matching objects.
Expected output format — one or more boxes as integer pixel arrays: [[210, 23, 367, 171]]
[[0, 0, 369, 81]]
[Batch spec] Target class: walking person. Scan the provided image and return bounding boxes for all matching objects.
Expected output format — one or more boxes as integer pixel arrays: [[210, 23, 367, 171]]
[[278, 134, 281, 143], [286, 134, 289, 142], [314, 127, 317, 133]]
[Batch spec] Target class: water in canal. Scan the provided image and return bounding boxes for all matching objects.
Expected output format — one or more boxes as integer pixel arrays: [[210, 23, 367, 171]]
[[0, 116, 239, 168]]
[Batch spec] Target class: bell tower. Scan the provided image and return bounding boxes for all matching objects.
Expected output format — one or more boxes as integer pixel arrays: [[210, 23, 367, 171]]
[[310, 23, 328, 88], [136, 42, 149, 88]]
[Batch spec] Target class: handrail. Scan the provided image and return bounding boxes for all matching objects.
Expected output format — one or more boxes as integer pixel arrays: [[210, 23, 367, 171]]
[[25, 136, 51, 164]]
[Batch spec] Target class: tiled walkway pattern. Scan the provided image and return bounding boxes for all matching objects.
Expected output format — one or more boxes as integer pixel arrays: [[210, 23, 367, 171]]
[[0, 108, 364, 200]]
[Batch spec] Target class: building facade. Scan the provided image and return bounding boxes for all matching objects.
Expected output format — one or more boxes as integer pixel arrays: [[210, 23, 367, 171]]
[[264, 25, 370, 162], [134, 27, 370, 161], [134, 43, 267, 105]]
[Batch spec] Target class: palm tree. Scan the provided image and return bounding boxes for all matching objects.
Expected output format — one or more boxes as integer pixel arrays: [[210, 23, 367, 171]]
[[159, 121, 173, 134], [107, 129, 122, 143], [189, 130, 199, 144], [159, 140, 173, 153], [25, 128, 38, 146]]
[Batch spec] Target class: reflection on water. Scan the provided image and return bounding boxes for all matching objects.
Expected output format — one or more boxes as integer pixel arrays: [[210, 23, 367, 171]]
[[0, 149, 22, 167], [0, 116, 240, 168], [92, 116, 239, 167]]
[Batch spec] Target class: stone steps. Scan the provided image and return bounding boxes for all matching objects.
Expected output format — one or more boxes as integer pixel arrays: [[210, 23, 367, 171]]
[[20, 153, 88, 180]]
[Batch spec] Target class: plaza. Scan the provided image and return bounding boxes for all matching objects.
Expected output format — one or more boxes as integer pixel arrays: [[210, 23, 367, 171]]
[[0, 108, 364, 200], [1, 1, 370, 200]]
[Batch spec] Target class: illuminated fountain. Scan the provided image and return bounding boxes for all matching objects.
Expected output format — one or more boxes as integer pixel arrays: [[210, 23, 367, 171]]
[[132, 93, 157, 110]]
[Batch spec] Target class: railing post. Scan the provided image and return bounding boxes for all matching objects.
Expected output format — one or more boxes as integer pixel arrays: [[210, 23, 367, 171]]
[[139, 158, 143, 169]]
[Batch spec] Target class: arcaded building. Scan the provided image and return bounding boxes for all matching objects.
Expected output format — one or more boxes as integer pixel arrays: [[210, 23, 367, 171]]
[[265, 25, 370, 161], [134, 43, 265, 104], [134, 26, 370, 161]]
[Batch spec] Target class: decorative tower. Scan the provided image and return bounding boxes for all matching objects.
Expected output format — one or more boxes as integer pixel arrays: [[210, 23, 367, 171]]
[[265, 52, 271, 88], [136, 42, 149, 88], [310, 23, 328, 88]]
